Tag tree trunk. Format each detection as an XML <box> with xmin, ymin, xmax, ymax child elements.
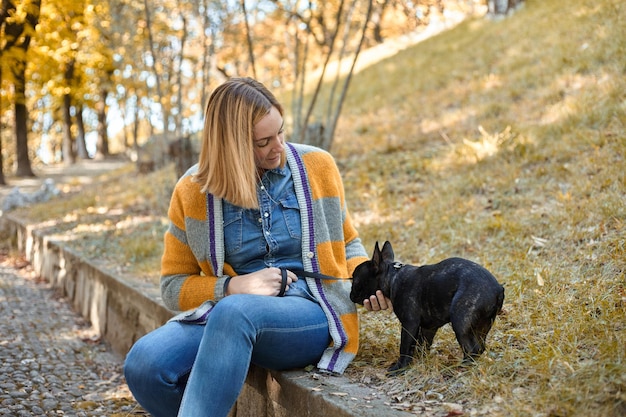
<box><xmin>370</xmin><ymin>0</ymin><xmax>390</xmax><ymax>44</ymax></box>
<box><xmin>132</xmin><ymin>100</ymin><xmax>140</xmax><ymax>152</ymax></box>
<box><xmin>325</xmin><ymin>0</ymin><xmax>373</xmax><ymax>150</ymax></box>
<box><xmin>13</xmin><ymin>58</ymin><xmax>35</xmax><ymax>177</ymax></box>
<box><xmin>95</xmin><ymin>88</ymin><xmax>110</xmax><ymax>158</ymax></box>
<box><xmin>0</xmin><ymin>136</ymin><xmax>5</xmax><ymax>184</ymax></box>
<box><xmin>62</xmin><ymin>93</ymin><xmax>76</xmax><ymax>165</ymax></box>
<box><xmin>174</xmin><ymin>0</ymin><xmax>188</xmax><ymax>135</ymax></box>
<box><xmin>240</xmin><ymin>0</ymin><xmax>257</xmax><ymax>79</ymax></box>
<box><xmin>5</xmin><ymin>0</ymin><xmax>40</xmax><ymax>177</ymax></box>
<box><xmin>62</xmin><ymin>59</ymin><xmax>76</xmax><ymax>164</ymax></box>
<box><xmin>300</xmin><ymin>0</ymin><xmax>346</xmax><ymax>141</ymax></box>
<box><xmin>0</xmin><ymin>65</ymin><xmax>6</xmax><ymax>185</ymax></box>
<box><xmin>289</xmin><ymin>0</ymin><xmax>373</xmax><ymax>151</ymax></box>
<box><xmin>142</xmin><ymin>0</ymin><xmax>169</xmax><ymax>133</ymax></box>
<box><xmin>0</xmin><ymin>0</ymin><xmax>7</xmax><ymax>182</ymax></box>
<box><xmin>14</xmin><ymin>102</ymin><xmax>35</xmax><ymax>177</ymax></box>
<box><xmin>199</xmin><ymin>0</ymin><xmax>216</xmax><ymax>128</ymax></box>
<box><xmin>76</xmin><ymin>105</ymin><xmax>89</xmax><ymax>159</ymax></box>
<box><xmin>488</xmin><ymin>0</ymin><xmax>523</xmax><ymax>15</ymax></box>
<box><xmin>119</xmin><ymin>100</ymin><xmax>130</xmax><ymax>150</ymax></box>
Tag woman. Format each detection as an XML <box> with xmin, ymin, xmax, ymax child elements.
<box><xmin>124</xmin><ymin>77</ymin><xmax>390</xmax><ymax>417</ymax></box>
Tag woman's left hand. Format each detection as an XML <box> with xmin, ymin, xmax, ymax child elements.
<box><xmin>363</xmin><ymin>290</ymin><xmax>393</xmax><ymax>312</ymax></box>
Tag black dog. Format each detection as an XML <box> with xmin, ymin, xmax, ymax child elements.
<box><xmin>350</xmin><ymin>241</ymin><xmax>505</xmax><ymax>374</ymax></box>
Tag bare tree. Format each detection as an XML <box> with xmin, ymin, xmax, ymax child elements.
<box><xmin>142</xmin><ymin>0</ymin><xmax>168</xmax><ymax>130</ymax></box>
<box><xmin>323</xmin><ymin>0</ymin><xmax>373</xmax><ymax>150</ymax></box>
<box><xmin>240</xmin><ymin>0</ymin><xmax>258</xmax><ymax>79</ymax></box>
<box><xmin>199</xmin><ymin>0</ymin><xmax>219</xmax><ymax>118</ymax></box>
<box><xmin>283</xmin><ymin>0</ymin><xmax>374</xmax><ymax>150</ymax></box>
<box><xmin>142</xmin><ymin>0</ymin><xmax>193</xmax><ymax>138</ymax></box>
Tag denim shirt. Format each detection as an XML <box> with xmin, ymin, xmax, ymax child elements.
<box><xmin>222</xmin><ymin>164</ymin><xmax>316</xmax><ymax>301</ymax></box>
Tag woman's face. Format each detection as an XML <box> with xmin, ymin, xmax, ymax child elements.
<box><xmin>253</xmin><ymin>106</ymin><xmax>285</xmax><ymax>172</ymax></box>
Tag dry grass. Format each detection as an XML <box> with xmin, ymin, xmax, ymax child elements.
<box><xmin>334</xmin><ymin>0</ymin><xmax>625</xmax><ymax>415</ymax></box>
<box><xmin>5</xmin><ymin>0</ymin><xmax>625</xmax><ymax>415</ymax></box>
<box><xmin>8</xmin><ymin>163</ymin><xmax>174</xmax><ymax>280</ymax></box>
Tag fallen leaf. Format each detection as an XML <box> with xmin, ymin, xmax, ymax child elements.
<box><xmin>536</xmin><ymin>272</ymin><xmax>545</xmax><ymax>286</ymax></box>
<box><xmin>531</xmin><ymin>235</ymin><xmax>549</xmax><ymax>247</ymax></box>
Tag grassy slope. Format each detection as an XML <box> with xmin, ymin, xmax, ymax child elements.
<box><xmin>335</xmin><ymin>0</ymin><xmax>625</xmax><ymax>415</ymax></box>
<box><xmin>6</xmin><ymin>0</ymin><xmax>624</xmax><ymax>415</ymax></box>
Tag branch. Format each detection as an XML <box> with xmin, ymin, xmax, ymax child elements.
<box><xmin>240</xmin><ymin>0</ymin><xmax>257</xmax><ymax>79</ymax></box>
<box><xmin>326</xmin><ymin>0</ymin><xmax>373</xmax><ymax>149</ymax></box>
<box><xmin>302</xmin><ymin>0</ymin><xmax>346</xmax><ymax>130</ymax></box>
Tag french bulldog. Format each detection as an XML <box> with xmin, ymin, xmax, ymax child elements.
<box><xmin>350</xmin><ymin>241</ymin><xmax>505</xmax><ymax>374</ymax></box>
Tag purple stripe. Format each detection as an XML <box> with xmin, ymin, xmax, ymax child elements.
<box><xmin>187</xmin><ymin>309</ymin><xmax>212</xmax><ymax>323</ymax></box>
<box><xmin>289</xmin><ymin>143</ymin><xmax>346</xmax><ymax>368</ymax></box>
<box><xmin>288</xmin><ymin>144</ymin><xmax>319</xmax><ymax>272</ymax></box>
<box><xmin>207</xmin><ymin>193</ymin><xmax>218</xmax><ymax>274</ymax></box>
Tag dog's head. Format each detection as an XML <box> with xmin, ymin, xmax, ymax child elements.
<box><xmin>350</xmin><ymin>241</ymin><xmax>395</xmax><ymax>304</ymax></box>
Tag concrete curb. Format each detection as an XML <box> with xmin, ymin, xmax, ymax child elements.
<box><xmin>5</xmin><ymin>214</ymin><xmax>412</xmax><ymax>417</ymax></box>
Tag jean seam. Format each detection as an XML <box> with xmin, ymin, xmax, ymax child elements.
<box><xmin>256</xmin><ymin>322</ymin><xmax>328</xmax><ymax>336</ymax></box>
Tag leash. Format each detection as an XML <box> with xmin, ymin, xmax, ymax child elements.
<box><xmin>278</xmin><ymin>268</ymin><xmax>351</xmax><ymax>297</ymax></box>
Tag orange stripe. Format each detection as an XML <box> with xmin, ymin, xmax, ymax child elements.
<box><xmin>179</xmin><ymin>274</ymin><xmax>216</xmax><ymax>310</ymax></box>
<box><xmin>340</xmin><ymin>312</ymin><xmax>360</xmax><ymax>354</ymax></box>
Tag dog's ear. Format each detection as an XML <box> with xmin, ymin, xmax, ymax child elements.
<box><xmin>381</xmin><ymin>241</ymin><xmax>395</xmax><ymax>262</ymax></box>
<box><xmin>372</xmin><ymin>241</ymin><xmax>382</xmax><ymax>266</ymax></box>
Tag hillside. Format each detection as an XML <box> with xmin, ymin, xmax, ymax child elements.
<box><xmin>335</xmin><ymin>0</ymin><xmax>625</xmax><ymax>415</ymax></box>
<box><xmin>4</xmin><ymin>0</ymin><xmax>624</xmax><ymax>415</ymax></box>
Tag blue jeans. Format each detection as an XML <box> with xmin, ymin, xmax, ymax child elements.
<box><xmin>124</xmin><ymin>294</ymin><xmax>330</xmax><ymax>417</ymax></box>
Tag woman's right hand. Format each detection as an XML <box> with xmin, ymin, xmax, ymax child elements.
<box><xmin>225</xmin><ymin>267</ymin><xmax>298</xmax><ymax>296</ymax></box>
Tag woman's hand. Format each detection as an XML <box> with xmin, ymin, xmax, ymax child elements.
<box><xmin>363</xmin><ymin>290</ymin><xmax>393</xmax><ymax>312</ymax></box>
<box><xmin>226</xmin><ymin>267</ymin><xmax>298</xmax><ymax>296</ymax></box>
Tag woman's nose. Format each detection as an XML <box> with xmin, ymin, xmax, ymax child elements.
<box><xmin>272</xmin><ymin>135</ymin><xmax>285</xmax><ymax>149</ymax></box>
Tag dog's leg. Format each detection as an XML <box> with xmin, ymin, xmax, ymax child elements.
<box><xmin>469</xmin><ymin>317</ymin><xmax>496</xmax><ymax>358</ymax></box>
<box><xmin>418</xmin><ymin>326</ymin><xmax>437</xmax><ymax>355</ymax></box>
<box><xmin>452</xmin><ymin>313</ymin><xmax>494</xmax><ymax>363</ymax></box>
<box><xmin>387</xmin><ymin>322</ymin><xmax>419</xmax><ymax>374</ymax></box>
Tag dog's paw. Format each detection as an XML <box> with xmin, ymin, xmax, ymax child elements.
<box><xmin>386</xmin><ymin>365</ymin><xmax>409</xmax><ymax>376</ymax></box>
<box><xmin>460</xmin><ymin>354</ymin><xmax>480</xmax><ymax>366</ymax></box>
<box><xmin>386</xmin><ymin>357</ymin><xmax>413</xmax><ymax>376</ymax></box>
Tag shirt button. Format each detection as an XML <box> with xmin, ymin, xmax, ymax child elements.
<box><xmin>258</xmin><ymin>218</ymin><xmax>262</xmax><ymax>223</ymax></box>
<box><xmin>264</xmin><ymin>212</ymin><xmax>269</xmax><ymax>218</ymax></box>
<box><xmin>307</xmin><ymin>251</ymin><xmax>315</xmax><ymax>259</ymax></box>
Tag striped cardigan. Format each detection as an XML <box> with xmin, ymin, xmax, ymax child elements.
<box><xmin>161</xmin><ymin>142</ymin><xmax>368</xmax><ymax>374</ymax></box>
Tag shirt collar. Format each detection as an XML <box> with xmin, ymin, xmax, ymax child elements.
<box><xmin>264</xmin><ymin>163</ymin><xmax>289</xmax><ymax>178</ymax></box>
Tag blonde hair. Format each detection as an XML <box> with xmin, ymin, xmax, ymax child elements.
<box><xmin>194</xmin><ymin>77</ymin><xmax>285</xmax><ymax>209</ymax></box>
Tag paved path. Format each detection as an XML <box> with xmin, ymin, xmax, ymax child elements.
<box><xmin>0</xmin><ymin>242</ymin><xmax>146</xmax><ymax>416</ymax></box>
